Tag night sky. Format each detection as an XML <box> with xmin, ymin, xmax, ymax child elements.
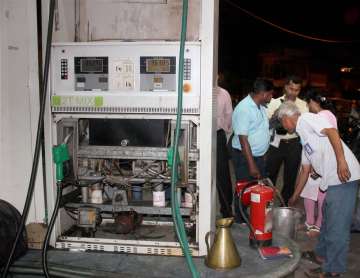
<box><xmin>219</xmin><ymin>0</ymin><xmax>360</xmax><ymax>96</ymax></box>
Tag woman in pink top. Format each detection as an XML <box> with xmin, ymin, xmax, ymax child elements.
<box><xmin>289</xmin><ymin>89</ymin><xmax>337</xmax><ymax>237</ymax></box>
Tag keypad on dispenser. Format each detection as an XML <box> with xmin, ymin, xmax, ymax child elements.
<box><xmin>184</xmin><ymin>58</ymin><xmax>191</xmax><ymax>80</ymax></box>
<box><xmin>61</xmin><ymin>59</ymin><xmax>68</xmax><ymax>80</ymax></box>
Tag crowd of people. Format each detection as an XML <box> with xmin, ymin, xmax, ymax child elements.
<box><xmin>215</xmin><ymin>74</ymin><xmax>360</xmax><ymax>278</ymax></box>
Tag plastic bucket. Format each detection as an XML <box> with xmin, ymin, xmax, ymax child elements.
<box><xmin>272</xmin><ymin>207</ymin><xmax>302</xmax><ymax>239</ymax></box>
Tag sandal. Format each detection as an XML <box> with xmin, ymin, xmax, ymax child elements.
<box><xmin>310</xmin><ymin>225</ymin><xmax>320</xmax><ymax>231</ymax></box>
<box><xmin>304</xmin><ymin>267</ymin><xmax>322</xmax><ymax>278</ymax></box>
<box><xmin>302</xmin><ymin>251</ymin><xmax>323</xmax><ymax>265</ymax></box>
<box><xmin>307</xmin><ymin>226</ymin><xmax>320</xmax><ymax>238</ymax></box>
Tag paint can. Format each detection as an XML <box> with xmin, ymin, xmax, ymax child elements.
<box><xmin>183</xmin><ymin>192</ymin><xmax>193</xmax><ymax>208</ymax></box>
<box><xmin>90</xmin><ymin>183</ymin><xmax>103</xmax><ymax>204</ymax></box>
<box><xmin>153</xmin><ymin>184</ymin><xmax>165</xmax><ymax>207</ymax></box>
<box><xmin>132</xmin><ymin>185</ymin><xmax>143</xmax><ymax>201</ymax></box>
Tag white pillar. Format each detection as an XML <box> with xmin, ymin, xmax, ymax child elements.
<box><xmin>198</xmin><ymin>0</ymin><xmax>218</xmax><ymax>256</ymax></box>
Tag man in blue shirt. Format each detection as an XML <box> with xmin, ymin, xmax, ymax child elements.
<box><xmin>232</xmin><ymin>78</ymin><xmax>274</xmax><ymax>223</ymax></box>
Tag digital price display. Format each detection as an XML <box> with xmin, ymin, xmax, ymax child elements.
<box><xmin>146</xmin><ymin>58</ymin><xmax>171</xmax><ymax>73</ymax></box>
<box><xmin>80</xmin><ymin>58</ymin><xmax>103</xmax><ymax>73</ymax></box>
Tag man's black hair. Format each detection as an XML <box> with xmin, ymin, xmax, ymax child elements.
<box><xmin>253</xmin><ymin>78</ymin><xmax>274</xmax><ymax>94</ymax></box>
<box><xmin>285</xmin><ymin>75</ymin><xmax>302</xmax><ymax>85</ymax></box>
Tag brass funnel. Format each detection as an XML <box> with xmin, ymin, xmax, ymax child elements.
<box><xmin>205</xmin><ymin>217</ymin><xmax>241</xmax><ymax>270</ymax></box>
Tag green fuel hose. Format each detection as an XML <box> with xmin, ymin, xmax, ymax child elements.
<box><xmin>170</xmin><ymin>0</ymin><xmax>199</xmax><ymax>277</ymax></box>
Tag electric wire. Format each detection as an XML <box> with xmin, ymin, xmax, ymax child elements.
<box><xmin>1</xmin><ymin>0</ymin><xmax>56</xmax><ymax>276</ymax></box>
<box><xmin>36</xmin><ymin>0</ymin><xmax>49</xmax><ymax>226</ymax></box>
<box><xmin>42</xmin><ymin>183</ymin><xmax>63</xmax><ymax>278</ymax></box>
<box><xmin>224</xmin><ymin>0</ymin><xmax>360</xmax><ymax>43</ymax></box>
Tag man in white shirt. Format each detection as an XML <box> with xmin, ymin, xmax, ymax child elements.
<box><xmin>266</xmin><ymin>75</ymin><xmax>308</xmax><ymax>205</ymax></box>
<box><xmin>216</xmin><ymin>80</ymin><xmax>233</xmax><ymax>218</ymax></box>
<box><xmin>277</xmin><ymin>101</ymin><xmax>360</xmax><ymax>278</ymax></box>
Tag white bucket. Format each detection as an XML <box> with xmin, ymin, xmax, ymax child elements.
<box><xmin>153</xmin><ymin>191</ymin><xmax>166</xmax><ymax>207</ymax></box>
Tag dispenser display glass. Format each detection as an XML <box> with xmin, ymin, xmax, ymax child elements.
<box><xmin>74</xmin><ymin>57</ymin><xmax>108</xmax><ymax>74</ymax></box>
<box><xmin>146</xmin><ymin>58</ymin><xmax>170</xmax><ymax>73</ymax></box>
<box><xmin>74</xmin><ymin>57</ymin><xmax>108</xmax><ymax>91</ymax></box>
<box><xmin>81</xmin><ymin>59</ymin><xmax>103</xmax><ymax>73</ymax></box>
<box><xmin>140</xmin><ymin>56</ymin><xmax>176</xmax><ymax>91</ymax></box>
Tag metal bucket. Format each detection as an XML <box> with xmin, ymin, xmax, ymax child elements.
<box><xmin>272</xmin><ymin>207</ymin><xmax>302</xmax><ymax>239</ymax></box>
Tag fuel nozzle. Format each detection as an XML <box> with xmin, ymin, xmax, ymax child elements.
<box><xmin>52</xmin><ymin>143</ymin><xmax>70</xmax><ymax>182</ymax></box>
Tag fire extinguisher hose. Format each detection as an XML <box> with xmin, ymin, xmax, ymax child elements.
<box><xmin>238</xmin><ymin>184</ymin><xmax>259</xmax><ymax>247</ymax></box>
<box><xmin>262</xmin><ymin>178</ymin><xmax>286</xmax><ymax>207</ymax></box>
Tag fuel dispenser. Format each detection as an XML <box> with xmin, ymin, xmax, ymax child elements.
<box><xmin>42</xmin><ymin>41</ymin><xmax>211</xmax><ymax>257</ymax></box>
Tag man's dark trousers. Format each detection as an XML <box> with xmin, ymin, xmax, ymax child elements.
<box><xmin>266</xmin><ymin>138</ymin><xmax>302</xmax><ymax>205</ymax></box>
<box><xmin>216</xmin><ymin>129</ymin><xmax>233</xmax><ymax>218</ymax></box>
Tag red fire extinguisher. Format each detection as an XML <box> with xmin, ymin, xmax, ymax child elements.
<box><xmin>236</xmin><ymin>180</ymin><xmax>274</xmax><ymax>248</ymax></box>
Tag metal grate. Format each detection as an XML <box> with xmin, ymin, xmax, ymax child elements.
<box><xmin>56</xmin><ymin>241</ymin><xmax>199</xmax><ymax>256</ymax></box>
<box><xmin>52</xmin><ymin>106</ymin><xmax>199</xmax><ymax>114</ymax></box>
